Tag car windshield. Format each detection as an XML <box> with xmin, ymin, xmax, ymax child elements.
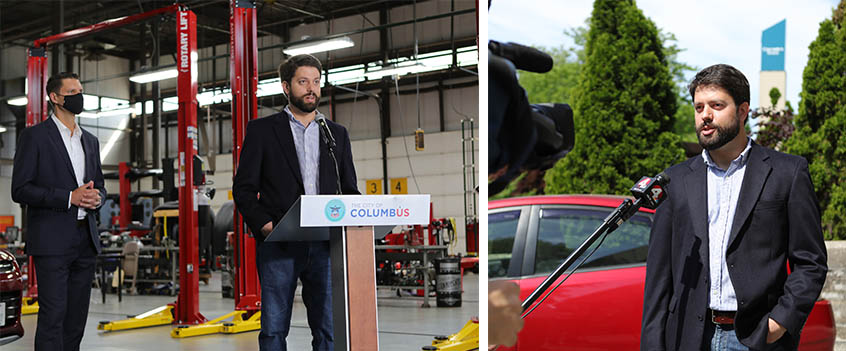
<box><xmin>534</xmin><ymin>206</ymin><xmax>652</xmax><ymax>275</ymax></box>
<box><xmin>489</xmin><ymin>210</ymin><xmax>521</xmax><ymax>278</ymax></box>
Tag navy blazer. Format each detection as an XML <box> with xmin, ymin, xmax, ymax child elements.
<box><xmin>11</xmin><ymin>118</ymin><xmax>107</xmax><ymax>255</ymax></box>
<box><xmin>232</xmin><ymin>112</ymin><xmax>359</xmax><ymax>241</ymax></box>
<box><xmin>641</xmin><ymin>142</ymin><xmax>828</xmax><ymax>350</ymax></box>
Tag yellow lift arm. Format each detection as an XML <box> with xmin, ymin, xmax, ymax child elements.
<box><xmin>422</xmin><ymin>318</ymin><xmax>479</xmax><ymax>351</ymax></box>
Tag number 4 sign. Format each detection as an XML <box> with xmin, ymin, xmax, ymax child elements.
<box><xmin>390</xmin><ymin>178</ymin><xmax>408</xmax><ymax>194</ymax></box>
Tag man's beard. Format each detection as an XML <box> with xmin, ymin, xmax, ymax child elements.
<box><xmin>697</xmin><ymin>115</ymin><xmax>741</xmax><ymax>151</ymax></box>
<box><xmin>290</xmin><ymin>93</ymin><xmax>319</xmax><ymax>113</ymax></box>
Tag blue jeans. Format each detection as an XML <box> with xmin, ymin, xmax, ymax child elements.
<box><xmin>703</xmin><ymin>322</ymin><xmax>749</xmax><ymax>351</ymax></box>
<box><xmin>256</xmin><ymin>240</ymin><xmax>333</xmax><ymax>351</ymax></box>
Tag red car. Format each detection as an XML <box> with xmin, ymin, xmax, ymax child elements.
<box><xmin>0</xmin><ymin>248</ymin><xmax>24</xmax><ymax>345</ymax></box>
<box><xmin>489</xmin><ymin>195</ymin><xmax>835</xmax><ymax>350</ymax></box>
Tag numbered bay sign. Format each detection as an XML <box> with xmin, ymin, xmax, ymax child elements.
<box><xmin>390</xmin><ymin>177</ymin><xmax>408</xmax><ymax>194</ymax></box>
<box><xmin>365</xmin><ymin>179</ymin><xmax>383</xmax><ymax>195</ymax></box>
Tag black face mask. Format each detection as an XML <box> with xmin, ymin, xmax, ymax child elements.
<box><xmin>58</xmin><ymin>93</ymin><xmax>85</xmax><ymax>115</ymax></box>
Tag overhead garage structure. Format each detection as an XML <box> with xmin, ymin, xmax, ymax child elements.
<box><xmin>0</xmin><ymin>1</ymin><xmax>479</xmax><ymax>350</ymax></box>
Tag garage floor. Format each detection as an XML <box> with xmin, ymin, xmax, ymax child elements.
<box><xmin>6</xmin><ymin>271</ymin><xmax>478</xmax><ymax>350</ymax></box>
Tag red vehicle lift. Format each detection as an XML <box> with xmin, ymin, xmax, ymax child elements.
<box><xmin>21</xmin><ymin>3</ymin><xmax>205</xmax><ymax>330</ymax></box>
<box><xmin>171</xmin><ymin>0</ymin><xmax>261</xmax><ymax>337</ymax></box>
<box><xmin>118</xmin><ymin>163</ymin><xmax>133</xmax><ymax>229</ymax></box>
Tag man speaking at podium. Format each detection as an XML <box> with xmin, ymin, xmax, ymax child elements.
<box><xmin>233</xmin><ymin>54</ymin><xmax>359</xmax><ymax>351</ymax></box>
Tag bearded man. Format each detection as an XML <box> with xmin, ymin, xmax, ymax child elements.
<box><xmin>641</xmin><ymin>64</ymin><xmax>827</xmax><ymax>351</ymax></box>
<box><xmin>232</xmin><ymin>54</ymin><xmax>360</xmax><ymax>351</ymax></box>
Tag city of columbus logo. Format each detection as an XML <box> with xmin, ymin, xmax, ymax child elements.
<box><xmin>324</xmin><ymin>199</ymin><xmax>346</xmax><ymax>222</ymax></box>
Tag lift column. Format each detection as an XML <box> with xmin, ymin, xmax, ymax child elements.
<box><xmin>22</xmin><ymin>46</ymin><xmax>49</xmax><ymax>308</ymax></box>
<box><xmin>175</xmin><ymin>8</ymin><xmax>206</xmax><ymax>325</ymax></box>
<box><xmin>26</xmin><ymin>48</ymin><xmax>49</xmax><ymax>125</ymax></box>
<box><xmin>230</xmin><ymin>0</ymin><xmax>261</xmax><ymax>313</ymax></box>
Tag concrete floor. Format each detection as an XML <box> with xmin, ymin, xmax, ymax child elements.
<box><xmin>6</xmin><ymin>271</ymin><xmax>479</xmax><ymax>350</ymax></box>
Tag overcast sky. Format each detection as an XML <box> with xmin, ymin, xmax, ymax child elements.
<box><xmin>489</xmin><ymin>0</ymin><xmax>838</xmax><ymax>112</ymax></box>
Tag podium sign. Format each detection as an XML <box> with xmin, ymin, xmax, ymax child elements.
<box><xmin>300</xmin><ymin>195</ymin><xmax>430</xmax><ymax>227</ymax></box>
<box><xmin>286</xmin><ymin>194</ymin><xmax>428</xmax><ymax>351</ymax></box>
<box><xmin>267</xmin><ymin>195</ymin><xmax>430</xmax><ymax>350</ymax></box>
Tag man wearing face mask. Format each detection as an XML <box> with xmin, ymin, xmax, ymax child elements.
<box><xmin>641</xmin><ymin>64</ymin><xmax>827</xmax><ymax>350</ymax></box>
<box><xmin>11</xmin><ymin>72</ymin><xmax>106</xmax><ymax>351</ymax></box>
<box><xmin>233</xmin><ymin>54</ymin><xmax>359</xmax><ymax>350</ymax></box>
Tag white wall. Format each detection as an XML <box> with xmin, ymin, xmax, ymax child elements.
<box><xmin>79</xmin><ymin>56</ymin><xmax>131</xmax><ymax>100</ymax></box>
<box><xmin>387</xmin><ymin>0</ymin><xmax>477</xmax><ymax>46</ymax></box>
<box><xmin>0</xmin><ymin>46</ymin><xmax>28</xmax><ymax>80</ymax></box>
<box><xmin>387</xmin><ymin>81</ymin><xmax>478</xmax><ymax>137</ymax></box>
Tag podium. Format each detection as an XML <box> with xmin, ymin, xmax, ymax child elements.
<box><xmin>268</xmin><ymin>194</ymin><xmax>430</xmax><ymax>351</ymax></box>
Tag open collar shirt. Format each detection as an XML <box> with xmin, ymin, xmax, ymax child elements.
<box><xmin>51</xmin><ymin>113</ymin><xmax>87</xmax><ymax>220</ymax></box>
<box><xmin>284</xmin><ymin>105</ymin><xmax>321</xmax><ymax>195</ymax></box>
<box><xmin>703</xmin><ymin>137</ymin><xmax>753</xmax><ymax>311</ymax></box>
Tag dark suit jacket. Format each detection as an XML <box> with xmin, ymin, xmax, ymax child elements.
<box><xmin>232</xmin><ymin>112</ymin><xmax>359</xmax><ymax>241</ymax></box>
<box><xmin>11</xmin><ymin>118</ymin><xmax>106</xmax><ymax>256</ymax></box>
<box><xmin>641</xmin><ymin>142</ymin><xmax>827</xmax><ymax>351</ymax></box>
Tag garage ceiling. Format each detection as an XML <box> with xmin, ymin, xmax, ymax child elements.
<box><xmin>0</xmin><ymin>0</ymin><xmax>419</xmax><ymax>60</ymax></box>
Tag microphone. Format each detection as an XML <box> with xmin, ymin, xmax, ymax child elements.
<box><xmin>489</xmin><ymin>40</ymin><xmax>554</xmax><ymax>73</ymax></box>
<box><xmin>314</xmin><ymin>114</ymin><xmax>336</xmax><ymax>149</ymax></box>
<box><xmin>604</xmin><ymin>172</ymin><xmax>671</xmax><ymax>232</ymax></box>
<box><xmin>314</xmin><ymin>114</ymin><xmax>342</xmax><ymax>194</ymax></box>
<box><xmin>629</xmin><ymin>172</ymin><xmax>670</xmax><ymax>209</ymax></box>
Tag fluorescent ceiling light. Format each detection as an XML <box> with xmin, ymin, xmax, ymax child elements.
<box><xmin>283</xmin><ymin>36</ymin><xmax>354</xmax><ymax>56</ymax></box>
<box><xmin>0</xmin><ymin>126</ymin><xmax>7</xmax><ymax>133</ymax></box>
<box><xmin>98</xmin><ymin>107</ymin><xmax>135</xmax><ymax>117</ymax></box>
<box><xmin>365</xmin><ymin>62</ymin><xmax>425</xmax><ymax>79</ymax></box>
<box><xmin>7</xmin><ymin>96</ymin><xmax>27</xmax><ymax>106</ymax></box>
<box><xmin>78</xmin><ymin>111</ymin><xmax>99</xmax><ymax>119</ymax></box>
<box><xmin>78</xmin><ymin>108</ymin><xmax>133</xmax><ymax>119</ymax></box>
<box><xmin>129</xmin><ymin>68</ymin><xmax>178</xmax><ymax>83</ymax></box>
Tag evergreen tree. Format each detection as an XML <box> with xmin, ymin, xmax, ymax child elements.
<box><xmin>543</xmin><ymin>0</ymin><xmax>684</xmax><ymax>196</ymax></box>
<box><xmin>785</xmin><ymin>0</ymin><xmax>846</xmax><ymax>239</ymax></box>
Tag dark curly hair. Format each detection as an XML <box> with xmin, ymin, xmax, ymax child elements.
<box><xmin>688</xmin><ymin>64</ymin><xmax>750</xmax><ymax>108</ymax></box>
<box><xmin>277</xmin><ymin>54</ymin><xmax>323</xmax><ymax>87</ymax></box>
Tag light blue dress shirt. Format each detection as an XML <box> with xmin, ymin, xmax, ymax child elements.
<box><xmin>285</xmin><ymin>106</ymin><xmax>321</xmax><ymax>195</ymax></box>
<box><xmin>704</xmin><ymin>137</ymin><xmax>752</xmax><ymax>311</ymax></box>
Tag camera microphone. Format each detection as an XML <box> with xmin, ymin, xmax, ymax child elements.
<box><xmin>489</xmin><ymin>40</ymin><xmax>554</xmax><ymax>73</ymax></box>
<box><xmin>604</xmin><ymin>172</ymin><xmax>671</xmax><ymax>232</ymax></box>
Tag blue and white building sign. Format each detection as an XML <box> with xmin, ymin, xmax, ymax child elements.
<box><xmin>302</xmin><ymin>195</ymin><xmax>430</xmax><ymax>227</ymax></box>
<box><xmin>761</xmin><ymin>19</ymin><xmax>786</xmax><ymax>71</ymax></box>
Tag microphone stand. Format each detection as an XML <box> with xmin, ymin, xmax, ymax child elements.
<box><xmin>521</xmin><ymin>197</ymin><xmax>645</xmax><ymax>315</ymax></box>
<box><xmin>317</xmin><ymin>117</ymin><xmax>343</xmax><ymax>195</ymax></box>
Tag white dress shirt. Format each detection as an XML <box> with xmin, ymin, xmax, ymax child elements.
<box><xmin>52</xmin><ymin>114</ymin><xmax>87</xmax><ymax>220</ymax></box>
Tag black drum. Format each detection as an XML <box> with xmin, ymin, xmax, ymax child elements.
<box><xmin>435</xmin><ymin>257</ymin><xmax>461</xmax><ymax>307</ymax></box>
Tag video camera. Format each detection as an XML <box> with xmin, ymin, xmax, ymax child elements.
<box><xmin>489</xmin><ymin>40</ymin><xmax>575</xmax><ymax>194</ymax></box>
